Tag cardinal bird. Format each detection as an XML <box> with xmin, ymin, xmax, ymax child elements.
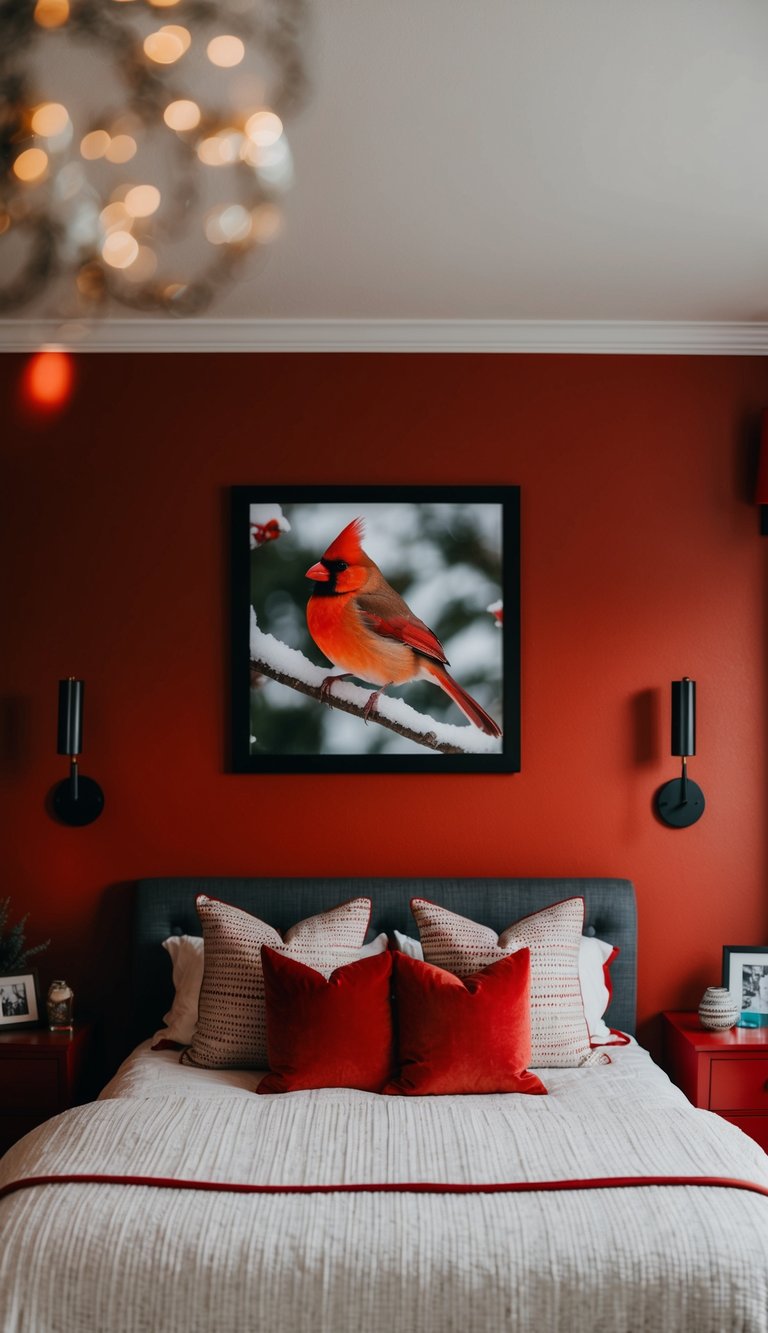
<box><xmin>305</xmin><ymin>518</ymin><xmax>502</xmax><ymax>737</ymax></box>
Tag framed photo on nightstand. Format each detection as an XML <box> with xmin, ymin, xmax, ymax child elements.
<box><xmin>722</xmin><ymin>946</ymin><xmax>768</xmax><ymax>1029</ymax></box>
<box><xmin>0</xmin><ymin>970</ymin><xmax>41</xmax><ymax>1030</ymax></box>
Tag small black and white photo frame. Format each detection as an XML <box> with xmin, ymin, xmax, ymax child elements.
<box><xmin>722</xmin><ymin>946</ymin><xmax>768</xmax><ymax>1029</ymax></box>
<box><xmin>0</xmin><ymin>970</ymin><xmax>41</xmax><ymax>1030</ymax></box>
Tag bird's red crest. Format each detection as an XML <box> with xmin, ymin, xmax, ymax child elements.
<box><xmin>323</xmin><ymin>517</ymin><xmax>366</xmax><ymax>562</ymax></box>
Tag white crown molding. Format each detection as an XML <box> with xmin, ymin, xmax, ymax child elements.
<box><xmin>1</xmin><ymin>318</ymin><xmax>768</xmax><ymax>354</ymax></box>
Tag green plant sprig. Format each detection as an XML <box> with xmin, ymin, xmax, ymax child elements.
<box><xmin>0</xmin><ymin>897</ymin><xmax>50</xmax><ymax>971</ymax></box>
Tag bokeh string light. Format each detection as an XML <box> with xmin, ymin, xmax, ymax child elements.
<box><xmin>0</xmin><ymin>0</ymin><xmax>307</xmax><ymax>316</ymax></box>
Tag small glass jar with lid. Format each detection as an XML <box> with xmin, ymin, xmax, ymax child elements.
<box><xmin>46</xmin><ymin>980</ymin><xmax>74</xmax><ymax>1032</ymax></box>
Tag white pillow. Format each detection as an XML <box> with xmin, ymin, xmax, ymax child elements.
<box><xmin>394</xmin><ymin>927</ymin><xmax>625</xmax><ymax>1047</ymax></box>
<box><xmin>578</xmin><ymin>935</ymin><xmax>627</xmax><ymax>1046</ymax></box>
<box><xmin>152</xmin><ymin>935</ymin><xmax>204</xmax><ymax>1048</ymax></box>
<box><xmin>393</xmin><ymin>930</ymin><xmax>423</xmax><ymax>960</ymax></box>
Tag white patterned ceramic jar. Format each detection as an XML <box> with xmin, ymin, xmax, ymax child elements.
<box><xmin>46</xmin><ymin>980</ymin><xmax>74</xmax><ymax>1032</ymax></box>
<box><xmin>698</xmin><ymin>986</ymin><xmax>739</xmax><ymax>1030</ymax></box>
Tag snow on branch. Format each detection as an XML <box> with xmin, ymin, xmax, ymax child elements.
<box><xmin>250</xmin><ymin>610</ymin><xmax>501</xmax><ymax>756</ymax></box>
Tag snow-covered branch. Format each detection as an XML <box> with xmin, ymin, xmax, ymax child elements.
<box><xmin>250</xmin><ymin>611</ymin><xmax>502</xmax><ymax>756</ymax></box>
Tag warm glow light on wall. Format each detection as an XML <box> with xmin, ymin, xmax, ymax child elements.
<box><xmin>21</xmin><ymin>350</ymin><xmax>75</xmax><ymax>411</ymax></box>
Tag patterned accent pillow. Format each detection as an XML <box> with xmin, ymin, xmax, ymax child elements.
<box><xmin>410</xmin><ymin>896</ymin><xmax>592</xmax><ymax>1067</ymax></box>
<box><xmin>181</xmin><ymin>895</ymin><xmax>373</xmax><ymax>1069</ymax></box>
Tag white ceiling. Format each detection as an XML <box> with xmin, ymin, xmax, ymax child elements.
<box><xmin>257</xmin><ymin>0</ymin><xmax>768</xmax><ymax>324</ymax></box>
<box><xmin>5</xmin><ymin>0</ymin><xmax>768</xmax><ymax>349</ymax></box>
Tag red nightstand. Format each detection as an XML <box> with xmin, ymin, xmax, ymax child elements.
<box><xmin>662</xmin><ymin>1011</ymin><xmax>768</xmax><ymax>1153</ymax></box>
<box><xmin>0</xmin><ymin>1023</ymin><xmax>92</xmax><ymax>1156</ymax></box>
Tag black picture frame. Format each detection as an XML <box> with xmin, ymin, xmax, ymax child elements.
<box><xmin>231</xmin><ymin>485</ymin><xmax>520</xmax><ymax>773</ymax></box>
<box><xmin>722</xmin><ymin>945</ymin><xmax>768</xmax><ymax>1029</ymax></box>
<box><xmin>0</xmin><ymin>969</ymin><xmax>42</xmax><ymax>1030</ymax></box>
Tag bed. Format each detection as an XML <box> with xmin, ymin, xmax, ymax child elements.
<box><xmin>1</xmin><ymin>875</ymin><xmax>767</xmax><ymax>1333</ymax></box>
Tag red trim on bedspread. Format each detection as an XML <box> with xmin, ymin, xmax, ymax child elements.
<box><xmin>2</xmin><ymin>1173</ymin><xmax>768</xmax><ymax>1202</ymax></box>
<box><xmin>597</xmin><ymin>1029</ymin><xmax>631</xmax><ymax>1047</ymax></box>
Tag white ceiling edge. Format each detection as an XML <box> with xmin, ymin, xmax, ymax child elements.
<box><xmin>2</xmin><ymin>319</ymin><xmax>768</xmax><ymax>354</ymax></box>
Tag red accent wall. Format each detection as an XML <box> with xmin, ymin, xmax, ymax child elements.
<box><xmin>2</xmin><ymin>352</ymin><xmax>767</xmax><ymax>1055</ymax></box>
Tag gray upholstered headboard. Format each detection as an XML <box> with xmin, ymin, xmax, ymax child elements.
<box><xmin>133</xmin><ymin>876</ymin><xmax>637</xmax><ymax>1043</ymax></box>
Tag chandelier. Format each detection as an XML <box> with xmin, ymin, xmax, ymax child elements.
<box><xmin>0</xmin><ymin>0</ymin><xmax>307</xmax><ymax>317</ymax></box>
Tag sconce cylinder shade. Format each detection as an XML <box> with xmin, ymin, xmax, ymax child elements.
<box><xmin>57</xmin><ymin>678</ymin><xmax>83</xmax><ymax>756</ymax></box>
<box><xmin>671</xmin><ymin>678</ymin><xmax>695</xmax><ymax>757</ymax></box>
<box><xmin>756</xmin><ymin>410</ymin><xmax>768</xmax><ymax>534</ymax></box>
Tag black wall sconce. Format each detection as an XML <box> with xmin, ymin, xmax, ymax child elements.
<box><xmin>52</xmin><ymin>678</ymin><xmax>104</xmax><ymax>826</ymax></box>
<box><xmin>655</xmin><ymin>677</ymin><xmax>705</xmax><ymax>828</ymax></box>
<box><xmin>757</xmin><ymin>410</ymin><xmax>768</xmax><ymax>534</ymax></box>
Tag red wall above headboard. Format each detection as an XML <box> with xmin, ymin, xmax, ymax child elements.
<box><xmin>1</xmin><ymin>352</ymin><xmax>767</xmax><ymax>1050</ymax></box>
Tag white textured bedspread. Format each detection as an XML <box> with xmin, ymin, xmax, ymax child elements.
<box><xmin>1</xmin><ymin>1042</ymin><xmax>767</xmax><ymax>1333</ymax></box>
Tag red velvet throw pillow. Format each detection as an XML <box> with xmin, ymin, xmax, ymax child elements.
<box><xmin>383</xmin><ymin>950</ymin><xmax>547</xmax><ymax>1097</ymax></box>
<box><xmin>257</xmin><ymin>946</ymin><xmax>394</xmax><ymax>1094</ymax></box>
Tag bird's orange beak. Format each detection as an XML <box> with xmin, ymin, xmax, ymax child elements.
<box><xmin>306</xmin><ymin>560</ymin><xmax>329</xmax><ymax>581</ymax></box>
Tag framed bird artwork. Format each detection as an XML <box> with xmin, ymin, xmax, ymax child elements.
<box><xmin>230</xmin><ymin>485</ymin><xmax>520</xmax><ymax>773</ymax></box>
